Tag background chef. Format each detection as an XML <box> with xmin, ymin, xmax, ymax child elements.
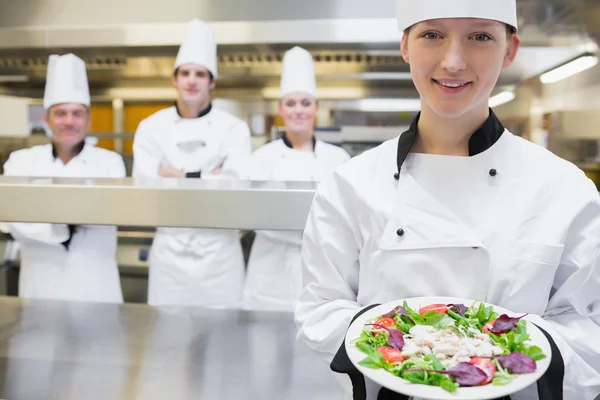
<box><xmin>1</xmin><ymin>54</ymin><xmax>125</xmax><ymax>303</ymax></box>
<box><xmin>243</xmin><ymin>46</ymin><xmax>350</xmax><ymax>311</ymax></box>
<box><xmin>132</xmin><ymin>18</ymin><xmax>252</xmax><ymax>308</ymax></box>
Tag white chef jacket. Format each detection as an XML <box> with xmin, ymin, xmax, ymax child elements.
<box><xmin>295</xmin><ymin>111</ymin><xmax>600</xmax><ymax>400</ymax></box>
<box><xmin>132</xmin><ymin>104</ymin><xmax>252</xmax><ymax>308</ymax></box>
<box><xmin>243</xmin><ymin>136</ymin><xmax>350</xmax><ymax>311</ymax></box>
<box><xmin>2</xmin><ymin>143</ymin><xmax>125</xmax><ymax>303</ymax></box>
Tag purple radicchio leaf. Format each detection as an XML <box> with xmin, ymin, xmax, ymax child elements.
<box><xmin>447</xmin><ymin>303</ymin><xmax>468</xmax><ymax>316</ymax></box>
<box><xmin>382</xmin><ymin>306</ymin><xmax>416</xmax><ymax>325</ymax></box>
<box><xmin>366</xmin><ymin>324</ymin><xmax>405</xmax><ymax>351</ymax></box>
<box><xmin>496</xmin><ymin>352</ymin><xmax>537</xmax><ymax>374</ymax></box>
<box><xmin>406</xmin><ymin>362</ymin><xmax>488</xmax><ymax>386</ymax></box>
<box><xmin>490</xmin><ymin>314</ymin><xmax>528</xmax><ymax>335</ymax></box>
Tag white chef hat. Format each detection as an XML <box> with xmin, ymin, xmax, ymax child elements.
<box><xmin>174</xmin><ymin>18</ymin><xmax>218</xmax><ymax>79</ymax></box>
<box><xmin>396</xmin><ymin>0</ymin><xmax>518</xmax><ymax>33</ymax></box>
<box><xmin>43</xmin><ymin>54</ymin><xmax>90</xmax><ymax>110</ymax></box>
<box><xmin>280</xmin><ymin>46</ymin><xmax>317</xmax><ymax>99</ymax></box>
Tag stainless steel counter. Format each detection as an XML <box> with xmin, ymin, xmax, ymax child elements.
<box><xmin>0</xmin><ymin>296</ymin><xmax>345</xmax><ymax>400</ymax></box>
<box><xmin>0</xmin><ymin>177</ymin><xmax>317</xmax><ymax>230</ymax></box>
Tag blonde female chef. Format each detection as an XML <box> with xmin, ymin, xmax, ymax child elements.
<box><xmin>242</xmin><ymin>47</ymin><xmax>350</xmax><ymax>311</ymax></box>
<box><xmin>295</xmin><ymin>1</ymin><xmax>600</xmax><ymax>400</ymax></box>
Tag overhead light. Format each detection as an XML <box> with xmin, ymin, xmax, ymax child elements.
<box><xmin>320</xmin><ymin>72</ymin><xmax>412</xmax><ymax>81</ymax></box>
<box><xmin>0</xmin><ymin>75</ymin><xmax>28</xmax><ymax>83</ymax></box>
<box><xmin>262</xmin><ymin>87</ymin><xmax>365</xmax><ymax>99</ymax></box>
<box><xmin>359</xmin><ymin>72</ymin><xmax>412</xmax><ymax>80</ymax></box>
<box><xmin>489</xmin><ymin>91</ymin><xmax>515</xmax><ymax>108</ymax></box>
<box><xmin>355</xmin><ymin>98</ymin><xmax>421</xmax><ymax>112</ymax></box>
<box><xmin>540</xmin><ymin>55</ymin><xmax>598</xmax><ymax>84</ymax></box>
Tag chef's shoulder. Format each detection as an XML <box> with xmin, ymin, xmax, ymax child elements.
<box><xmin>316</xmin><ymin>137</ymin><xmax>396</xmax><ymax>203</ymax></box>
<box><xmin>252</xmin><ymin>139</ymin><xmax>285</xmax><ymax>159</ymax></box>
<box><xmin>210</xmin><ymin>108</ymin><xmax>250</xmax><ymax>134</ymax></box>
<box><xmin>511</xmin><ymin>135</ymin><xmax>598</xmax><ymax>200</ymax></box>
<box><xmin>87</xmin><ymin>145</ymin><xmax>124</xmax><ymax>163</ymax></box>
<box><xmin>5</xmin><ymin>144</ymin><xmax>51</xmax><ymax>165</ymax></box>
<box><xmin>318</xmin><ymin>141</ymin><xmax>352</xmax><ymax>163</ymax></box>
<box><xmin>135</xmin><ymin>107</ymin><xmax>177</xmax><ymax>134</ymax></box>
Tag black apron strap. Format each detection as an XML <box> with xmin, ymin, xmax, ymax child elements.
<box><xmin>534</xmin><ymin>324</ymin><xmax>565</xmax><ymax>400</ymax></box>
<box><xmin>330</xmin><ymin>304</ymin><xmax>381</xmax><ymax>400</ymax></box>
<box><xmin>61</xmin><ymin>225</ymin><xmax>77</xmax><ymax>251</ymax></box>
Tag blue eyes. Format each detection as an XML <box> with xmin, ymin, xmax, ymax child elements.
<box><xmin>421</xmin><ymin>32</ymin><xmax>493</xmax><ymax>41</ymax></box>
<box><xmin>474</xmin><ymin>33</ymin><xmax>492</xmax><ymax>41</ymax></box>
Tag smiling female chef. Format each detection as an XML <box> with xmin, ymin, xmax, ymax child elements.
<box><xmin>295</xmin><ymin>1</ymin><xmax>600</xmax><ymax>400</ymax></box>
<box><xmin>242</xmin><ymin>46</ymin><xmax>350</xmax><ymax>311</ymax></box>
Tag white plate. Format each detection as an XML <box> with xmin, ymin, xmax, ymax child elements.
<box><xmin>345</xmin><ymin>297</ymin><xmax>552</xmax><ymax>400</ymax></box>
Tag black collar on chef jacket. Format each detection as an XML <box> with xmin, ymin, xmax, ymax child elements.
<box><xmin>51</xmin><ymin>141</ymin><xmax>85</xmax><ymax>160</ymax></box>
<box><xmin>282</xmin><ymin>133</ymin><xmax>317</xmax><ymax>152</ymax></box>
<box><xmin>174</xmin><ymin>102</ymin><xmax>212</xmax><ymax>118</ymax></box>
<box><xmin>395</xmin><ymin>108</ymin><xmax>505</xmax><ymax>179</ymax></box>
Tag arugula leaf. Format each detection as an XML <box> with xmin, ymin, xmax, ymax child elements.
<box><xmin>440</xmin><ymin>376</ymin><xmax>460</xmax><ymax>393</ymax></box>
<box><xmin>396</xmin><ymin>320</ymin><xmax>414</xmax><ymax>334</ymax></box>
<box><xmin>489</xmin><ymin>334</ymin><xmax>510</xmax><ymax>355</ymax></box>
<box><xmin>465</xmin><ymin>301</ymin><xmax>498</xmax><ymax>326</ymax></box>
<box><xmin>423</xmin><ymin>313</ymin><xmax>456</xmax><ymax>329</ymax></box>
<box><xmin>424</xmin><ymin>354</ymin><xmax>444</xmax><ymax>370</ymax></box>
<box><xmin>523</xmin><ymin>345</ymin><xmax>547</xmax><ymax>361</ymax></box>
<box><xmin>403</xmin><ymin>371</ymin><xmax>428</xmax><ymax>384</ymax></box>
<box><xmin>488</xmin><ymin>328</ymin><xmax>546</xmax><ymax>361</ymax></box>
<box><xmin>492</xmin><ymin>374</ymin><xmax>514</xmax><ymax>386</ymax></box>
<box><xmin>364</xmin><ymin>329</ymin><xmax>389</xmax><ymax>347</ymax></box>
<box><xmin>492</xmin><ymin>358</ymin><xmax>514</xmax><ymax>386</ymax></box>
<box><xmin>356</xmin><ymin>341</ymin><xmax>375</xmax><ymax>355</ymax></box>
<box><xmin>516</xmin><ymin>318</ymin><xmax>527</xmax><ymax>335</ymax></box>
<box><xmin>403</xmin><ymin>301</ymin><xmax>426</xmax><ymax>324</ymax></box>
<box><xmin>465</xmin><ymin>301</ymin><xmax>483</xmax><ymax>319</ymax></box>
<box><xmin>359</xmin><ymin>351</ymin><xmax>387</xmax><ymax>369</ymax></box>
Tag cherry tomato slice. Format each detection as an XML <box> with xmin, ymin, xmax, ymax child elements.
<box><xmin>376</xmin><ymin>346</ymin><xmax>405</xmax><ymax>363</ymax></box>
<box><xmin>374</xmin><ymin>317</ymin><xmax>396</xmax><ymax>329</ymax></box>
<box><xmin>470</xmin><ymin>357</ymin><xmax>496</xmax><ymax>385</ymax></box>
<box><xmin>372</xmin><ymin>317</ymin><xmax>396</xmax><ymax>335</ymax></box>
<box><xmin>419</xmin><ymin>304</ymin><xmax>449</xmax><ymax>315</ymax></box>
<box><xmin>482</xmin><ymin>319</ymin><xmax>497</xmax><ymax>333</ymax></box>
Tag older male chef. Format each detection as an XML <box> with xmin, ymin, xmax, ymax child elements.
<box><xmin>1</xmin><ymin>54</ymin><xmax>125</xmax><ymax>303</ymax></box>
<box><xmin>132</xmin><ymin>19</ymin><xmax>252</xmax><ymax>308</ymax></box>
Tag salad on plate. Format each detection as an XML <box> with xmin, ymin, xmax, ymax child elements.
<box><xmin>353</xmin><ymin>301</ymin><xmax>547</xmax><ymax>393</ymax></box>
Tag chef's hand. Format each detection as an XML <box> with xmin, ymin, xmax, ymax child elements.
<box><xmin>159</xmin><ymin>165</ymin><xmax>185</xmax><ymax>178</ymax></box>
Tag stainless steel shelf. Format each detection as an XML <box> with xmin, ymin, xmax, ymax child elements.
<box><xmin>0</xmin><ymin>177</ymin><xmax>317</xmax><ymax>230</ymax></box>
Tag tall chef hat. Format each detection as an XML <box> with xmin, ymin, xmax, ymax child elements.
<box><xmin>43</xmin><ymin>54</ymin><xmax>90</xmax><ymax>110</ymax></box>
<box><xmin>396</xmin><ymin>0</ymin><xmax>518</xmax><ymax>33</ymax></box>
<box><xmin>280</xmin><ymin>46</ymin><xmax>317</xmax><ymax>99</ymax></box>
<box><xmin>174</xmin><ymin>18</ymin><xmax>218</xmax><ymax>79</ymax></box>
